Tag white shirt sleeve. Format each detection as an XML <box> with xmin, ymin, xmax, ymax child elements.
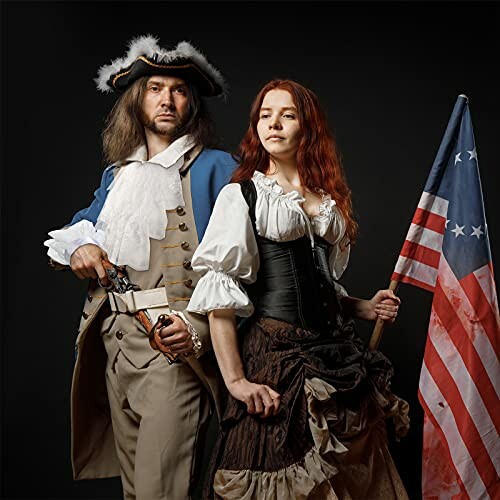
<box><xmin>310</xmin><ymin>196</ymin><xmax>351</xmax><ymax>281</ymax></box>
<box><xmin>187</xmin><ymin>183</ymin><xmax>259</xmax><ymax>317</ymax></box>
<box><xmin>328</xmin><ymin>239</ymin><xmax>350</xmax><ymax>281</ymax></box>
<box><xmin>44</xmin><ymin>220</ymin><xmax>106</xmax><ymax>265</ymax></box>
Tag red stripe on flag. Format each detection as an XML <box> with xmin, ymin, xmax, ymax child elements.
<box><xmin>391</xmin><ymin>271</ymin><xmax>435</xmax><ymax>292</ymax></box>
<box><xmin>423</xmin><ymin>338</ymin><xmax>497</xmax><ymax>496</ymax></box>
<box><xmin>418</xmin><ymin>389</ymin><xmax>469</xmax><ymax>498</ymax></box>
<box><xmin>460</xmin><ymin>273</ymin><xmax>500</xmax><ymax>357</ymax></box>
<box><xmin>434</xmin><ymin>280</ymin><xmax>500</xmax><ymax>432</ymax></box>
<box><xmin>426</xmin><ymin>306</ymin><xmax>498</xmax><ymax>495</ymax></box>
<box><xmin>412</xmin><ymin>208</ymin><xmax>446</xmax><ymax>235</ymax></box>
<box><xmin>400</xmin><ymin>240</ymin><xmax>441</xmax><ymax>269</ymax></box>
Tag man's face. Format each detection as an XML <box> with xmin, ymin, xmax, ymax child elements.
<box><xmin>141</xmin><ymin>75</ymin><xmax>190</xmax><ymax>137</ymax></box>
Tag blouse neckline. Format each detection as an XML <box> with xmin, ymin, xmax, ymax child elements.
<box><xmin>252</xmin><ymin>171</ymin><xmax>335</xmax><ymax>221</ymax></box>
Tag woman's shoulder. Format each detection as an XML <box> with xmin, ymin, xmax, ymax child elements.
<box><xmin>251</xmin><ymin>171</ymin><xmax>306</xmax><ymax>205</ymax></box>
<box><xmin>312</xmin><ymin>193</ymin><xmax>347</xmax><ymax>245</ymax></box>
<box><xmin>218</xmin><ymin>181</ymin><xmax>243</xmax><ymax>195</ymax></box>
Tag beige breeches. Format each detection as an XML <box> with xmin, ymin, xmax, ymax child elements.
<box><xmin>103</xmin><ymin>313</ymin><xmax>210</xmax><ymax>500</ymax></box>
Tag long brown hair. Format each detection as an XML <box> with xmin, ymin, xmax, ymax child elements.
<box><xmin>231</xmin><ymin>79</ymin><xmax>357</xmax><ymax>245</ymax></box>
<box><xmin>102</xmin><ymin>76</ymin><xmax>217</xmax><ymax>164</ymax></box>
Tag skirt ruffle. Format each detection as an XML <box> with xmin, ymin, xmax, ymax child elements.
<box><xmin>214</xmin><ymin>447</ymin><xmax>339</xmax><ymax>500</ymax></box>
<box><xmin>214</xmin><ymin>376</ymin><xmax>409</xmax><ymax>499</ymax></box>
<box><xmin>208</xmin><ymin>317</ymin><xmax>410</xmax><ymax>499</ymax></box>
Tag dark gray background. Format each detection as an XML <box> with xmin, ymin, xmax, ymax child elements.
<box><xmin>1</xmin><ymin>1</ymin><xmax>499</xmax><ymax>498</ymax></box>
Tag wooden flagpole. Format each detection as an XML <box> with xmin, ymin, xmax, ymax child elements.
<box><xmin>368</xmin><ymin>279</ymin><xmax>400</xmax><ymax>351</ymax></box>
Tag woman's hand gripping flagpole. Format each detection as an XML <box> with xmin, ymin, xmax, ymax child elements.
<box><xmin>368</xmin><ymin>280</ymin><xmax>400</xmax><ymax>351</ymax></box>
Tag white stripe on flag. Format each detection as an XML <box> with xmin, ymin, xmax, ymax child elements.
<box><xmin>439</xmin><ymin>259</ymin><xmax>500</xmax><ymax>399</ymax></box>
<box><xmin>394</xmin><ymin>255</ymin><xmax>438</xmax><ymax>287</ymax></box>
<box><xmin>418</xmin><ymin>192</ymin><xmax>449</xmax><ymax>217</ymax></box>
<box><xmin>419</xmin><ymin>362</ymin><xmax>486</xmax><ymax>499</ymax></box>
<box><xmin>474</xmin><ymin>264</ymin><xmax>500</xmax><ymax>319</ymax></box>
<box><xmin>406</xmin><ymin>223</ymin><xmax>444</xmax><ymax>252</ymax></box>
<box><xmin>428</xmin><ymin>309</ymin><xmax>500</xmax><ymax>473</ymax></box>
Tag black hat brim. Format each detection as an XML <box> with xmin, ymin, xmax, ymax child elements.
<box><xmin>109</xmin><ymin>56</ymin><xmax>223</xmax><ymax>96</ymax></box>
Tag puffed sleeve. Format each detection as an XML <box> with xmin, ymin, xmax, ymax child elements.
<box><xmin>328</xmin><ymin>237</ymin><xmax>350</xmax><ymax>281</ymax></box>
<box><xmin>312</xmin><ymin>197</ymin><xmax>351</xmax><ymax>281</ymax></box>
<box><xmin>186</xmin><ymin>183</ymin><xmax>259</xmax><ymax>317</ymax></box>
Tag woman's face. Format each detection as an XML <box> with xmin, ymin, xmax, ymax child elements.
<box><xmin>257</xmin><ymin>89</ymin><xmax>301</xmax><ymax>162</ymax></box>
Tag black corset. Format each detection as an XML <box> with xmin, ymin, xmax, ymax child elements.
<box><xmin>245</xmin><ymin>234</ymin><xmax>340</xmax><ymax>331</ymax></box>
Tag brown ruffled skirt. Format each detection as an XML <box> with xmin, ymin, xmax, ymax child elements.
<box><xmin>206</xmin><ymin>317</ymin><xmax>410</xmax><ymax>499</ymax></box>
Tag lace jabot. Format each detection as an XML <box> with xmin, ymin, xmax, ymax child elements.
<box><xmin>44</xmin><ymin>135</ymin><xmax>196</xmax><ymax>271</ymax></box>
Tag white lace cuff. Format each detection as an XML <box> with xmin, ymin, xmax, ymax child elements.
<box><xmin>44</xmin><ymin>220</ymin><xmax>106</xmax><ymax>265</ymax></box>
<box><xmin>186</xmin><ymin>270</ymin><xmax>254</xmax><ymax>317</ymax></box>
<box><xmin>169</xmin><ymin>311</ymin><xmax>203</xmax><ymax>358</ymax></box>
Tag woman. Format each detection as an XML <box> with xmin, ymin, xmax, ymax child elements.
<box><xmin>186</xmin><ymin>80</ymin><xmax>410</xmax><ymax>499</ymax></box>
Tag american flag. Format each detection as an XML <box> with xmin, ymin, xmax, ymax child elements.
<box><xmin>392</xmin><ymin>95</ymin><xmax>500</xmax><ymax>498</ymax></box>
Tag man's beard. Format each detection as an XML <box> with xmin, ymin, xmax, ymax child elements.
<box><xmin>142</xmin><ymin>114</ymin><xmax>184</xmax><ymax>138</ymax></box>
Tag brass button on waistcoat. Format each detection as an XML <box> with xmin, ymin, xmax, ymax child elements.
<box><xmin>87</xmin><ymin>294</ymin><xmax>93</xmax><ymax>303</ymax></box>
<box><xmin>179</xmin><ymin>222</ymin><xmax>188</xmax><ymax>231</ymax></box>
<box><xmin>115</xmin><ymin>330</ymin><xmax>124</xmax><ymax>340</ymax></box>
<box><xmin>183</xmin><ymin>260</ymin><xmax>192</xmax><ymax>270</ymax></box>
<box><xmin>176</xmin><ymin>206</ymin><xmax>186</xmax><ymax>216</ymax></box>
<box><xmin>82</xmin><ymin>312</ymin><xmax>89</xmax><ymax>319</ymax></box>
<box><xmin>184</xmin><ymin>278</ymin><xmax>193</xmax><ymax>288</ymax></box>
<box><xmin>181</xmin><ymin>241</ymin><xmax>190</xmax><ymax>250</ymax></box>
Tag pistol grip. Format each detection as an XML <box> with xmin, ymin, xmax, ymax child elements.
<box><xmin>149</xmin><ymin>314</ymin><xmax>178</xmax><ymax>363</ymax></box>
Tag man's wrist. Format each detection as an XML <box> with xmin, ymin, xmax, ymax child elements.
<box><xmin>170</xmin><ymin>311</ymin><xmax>202</xmax><ymax>357</ymax></box>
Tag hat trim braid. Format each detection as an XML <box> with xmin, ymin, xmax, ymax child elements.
<box><xmin>111</xmin><ymin>57</ymin><xmax>216</xmax><ymax>94</ymax></box>
<box><xmin>95</xmin><ymin>34</ymin><xmax>227</xmax><ymax>95</ymax></box>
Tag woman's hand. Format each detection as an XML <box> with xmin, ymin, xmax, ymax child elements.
<box><xmin>227</xmin><ymin>378</ymin><xmax>280</xmax><ymax>418</ymax></box>
<box><xmin>208</xmin><ymin>309</ymin><xmax>280</xmax><ymax>418</ymax></box>
<box><xmin>368</xmin><ymin>289</ymin><xmax>401</xmax><ymax>323</ymax></box>
<box><xmin>340</xmin><ymin>289</ymin><xmax>401</xmax><ymax>322</ymax></box>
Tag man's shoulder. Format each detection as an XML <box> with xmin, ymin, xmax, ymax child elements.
<box><xmin>101</xmin><ymin>164</ymin><xmax>117</xmax><ymax>179</ymax></box>
<box><xmin>104</xmin><ymin>163</ymin><xmax>120</xmax><ymax>175</ymax></box>
<box><xmin>196</xmin><ymin>148</ymin><xmax>237</xmax><ymax>171</ymax></box>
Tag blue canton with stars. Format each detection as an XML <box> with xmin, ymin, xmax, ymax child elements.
<box><xmin>423</xmin><ymin>95</ymin><xmax>492</xmax><ymax>280</ymax></box>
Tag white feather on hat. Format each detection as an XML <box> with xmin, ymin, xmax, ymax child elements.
<box><xmin>95</xmin><ymin>34</ymin><xmax>227</xmax><ymax>95</ymax></box>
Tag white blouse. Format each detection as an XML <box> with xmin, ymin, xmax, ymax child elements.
<box><xmin>186</xmin><ymin>171</ymin><xmax>350</xmax><ymax>317</ymax></box>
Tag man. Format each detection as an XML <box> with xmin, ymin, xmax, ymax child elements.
<box><xmin>44</xmin><ymin>35</ymin><xmax>236</xmax><ymax>499</ymax></box>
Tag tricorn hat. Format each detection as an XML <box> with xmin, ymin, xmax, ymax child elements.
<box><xmin>95</xmin><ymin>35</ymin><xmax>227</xmax><ymax>97</ymax></box>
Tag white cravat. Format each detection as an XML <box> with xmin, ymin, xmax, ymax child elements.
<box><xmin>95</xmin><ymin>134</ymin><xmax>195</xmax><ymax>271</ymax></box>
<box><xmin>44</xmin><ymin>134</ymin><xmax>195</xmax><ymax>271</ymax></box>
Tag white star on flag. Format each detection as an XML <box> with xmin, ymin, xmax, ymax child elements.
<box><xmin>451</xmin><ymin>223</ymin><xmax>465</xmax><ymax>238</ymax></box>
<box><xmin>471</xmin><ymin>225</ymin><xmax>484</xmax><ymax>239</ymax></box>
<box><xmin>467</xmin><ymin>148</ymin><xmax>477</xmax><ymax>161</ymax></box>
<box><xmin>454</xmin><ymin>152</ymin><xmax>462</xmax><ymax>165</ymax></box>
<box><xmin>445</xmin><ymin>219</ymin><xmax>450</xmax><ymax>228</ymax></box>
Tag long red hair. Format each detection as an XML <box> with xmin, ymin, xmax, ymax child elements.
<box><xmin>232</xmin><ymin>79</ymin><xmax>357</xmax><ymax>245</ymax></box>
